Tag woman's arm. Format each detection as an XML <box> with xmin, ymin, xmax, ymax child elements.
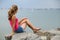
<box><xmin>10</xmin><ymin>15</ymin><xmax>16</xmax><ymax>36</ymax></box>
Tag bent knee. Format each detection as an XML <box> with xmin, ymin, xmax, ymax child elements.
<box><xmin>23</xmin><ymin>18</ymin><xmax>28</xmax><ymax>20</ymax></box>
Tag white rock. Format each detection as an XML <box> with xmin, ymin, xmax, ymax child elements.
<box><xmin>51</xmin><ymin>35</ymin><xmax>60</xmax><ymax>40</ymax></box>
<box><xmin>48</xmin><ymin>30</ymin><xmax>60</xmax><ymax>35</ymax></box>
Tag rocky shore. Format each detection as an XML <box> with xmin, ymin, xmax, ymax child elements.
<box><xmin>5</xmin><ymin>29</ymin><xmax>60</xmax><ymax>40</ymax></box>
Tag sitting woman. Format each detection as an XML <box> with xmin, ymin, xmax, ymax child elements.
<box><xmin>8</xmin><ymin>4</ymin><xmax>40</xmax><ymax>36</ymax></box>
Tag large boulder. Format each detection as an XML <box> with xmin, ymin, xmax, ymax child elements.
<box><xmin>5</xmin><ymin>29</ymin><xmax>60</xmax><ymax>40</ymax></box>
<box><xmin>11</xmin><ymin>32</ymin><xmax>47</xmax><ymax>40</ymax></box>
<box><xmin>5</xmin><ymin>30</ymin><xmax>51</xmax><ymax>40</ymax></box>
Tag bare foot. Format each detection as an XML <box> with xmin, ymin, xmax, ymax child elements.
<box><xmin>33</xmin><ymin>28</ymin><xmax>41</xmax><ymax>33</ymax></box>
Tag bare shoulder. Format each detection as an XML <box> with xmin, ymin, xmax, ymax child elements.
<box><xmin>12</xmin><ymin>15</ymin><xmax>16</xmax><ymax>20</ymax></box>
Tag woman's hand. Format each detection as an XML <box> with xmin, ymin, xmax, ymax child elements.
<box><xmin>10</xmin><ymin>31</ymin><xmax>15</xmax><ymax>36</ymax></box>
<box><xmin>6</xmin><ymin>32</ymin><xmax>15</xmax><ymax>39</ymax></box>
<box><xmin>8</xmin><ymin>32</ymin><xmax>15</xmax><ymax>37</ymax></box>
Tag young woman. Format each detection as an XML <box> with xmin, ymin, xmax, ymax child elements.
<box><xmin>8</xmin><ymin>4</ymin><xmax>40</xmax><ymax>36</ymax></box>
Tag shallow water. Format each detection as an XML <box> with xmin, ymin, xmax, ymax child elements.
<box><xmin>0</xmin><ymin>9</ymin><xmax>60</xmax><ymax>40</ymax></box>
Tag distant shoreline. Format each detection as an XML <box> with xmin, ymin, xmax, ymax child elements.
<box><xmin>0</xmin><ymin>8</ymin><xmax>60</xmax><ymax>10</ymax></box>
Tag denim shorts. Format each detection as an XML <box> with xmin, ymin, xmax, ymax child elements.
<box><xmin>15</xmin><ymin>26</ymin><xmax>24</xmax><ymax>33</ymax></box>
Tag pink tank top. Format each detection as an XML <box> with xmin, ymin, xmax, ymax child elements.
<box><xmin>9</xmin><ymin>18</ymin><xmax>18</xmax><ymax>31</ymax></box>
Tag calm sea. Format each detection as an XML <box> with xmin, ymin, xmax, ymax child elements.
<box><xmin>0</xmin><ymin>8</ymin><xmax>60</xmax><ymax>40</ymax></box>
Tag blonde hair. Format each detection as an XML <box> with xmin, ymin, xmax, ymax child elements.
<box><xmin>8</xmin><ymin>5</ymin><xmax>18</xmax><ymax>20</ymax></box>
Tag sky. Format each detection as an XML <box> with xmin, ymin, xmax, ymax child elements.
<box><xmin>0</xmin><ymin>0</ymin><xmax>60</xmax><ymax>9</ymax></box>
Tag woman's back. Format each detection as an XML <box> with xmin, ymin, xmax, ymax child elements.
<box><xmin>9</xmin><ymin>17</ymin><xmax>18</xmax><ymax>31</ymax></box>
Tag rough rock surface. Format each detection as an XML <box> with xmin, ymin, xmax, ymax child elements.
<box><xmin>12</xmin><ymin>32</ymin><xmax>43</xmax><ymax>40</ymax></box>
<box><xmin>51</xmin><ymin>35</ymin><xmax>60</xmax><ymax>40</ymax></box>
<box><xmin>5</xmin><ymin>29</ymin><xmax>60</xmax><ymax>40</ymax></box>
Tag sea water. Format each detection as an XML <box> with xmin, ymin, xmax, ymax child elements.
<box><xmin>0</xmin><ymin>8</ymin><xmax>60</xmax><ymax>40</ymax></box>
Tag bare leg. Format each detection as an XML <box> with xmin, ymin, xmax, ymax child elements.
<box><xmin>20</xmin><ymin>23</ymin><xmax>27</xmax><ymax>30</ymax></box>
<box><xmin>18</xmin><ymin>18</ymin><xmax>40</xmax><ymax>32</ymax></box>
